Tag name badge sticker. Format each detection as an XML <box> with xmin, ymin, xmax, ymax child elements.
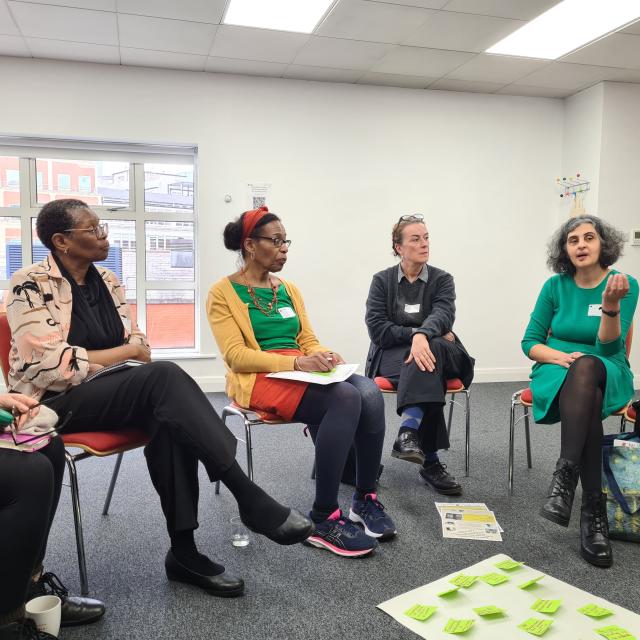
<box><xmin>278</xmin><ymin>306</ymin><xmax>296</xmax><ymax>319</ymax></box>
<box><xmin>405</xmin><ymin>303</ymin><xmax>421</xmax><ymax>314</ymax></box>
<box><xmin>588</xmin><ymin>304</ymin><xmax>602</xmax><ymax>317</ymax></box>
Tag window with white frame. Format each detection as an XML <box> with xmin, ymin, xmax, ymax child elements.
<box><xmin>0</xmin><ymin>139</ymin><xmax>197</xmax><ymax>352</ymax></box>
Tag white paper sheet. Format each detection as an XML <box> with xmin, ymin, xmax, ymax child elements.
<box><xmin>267</xmin><ymin>363</ymin><xmax>359</xmax><ymax>385</ymax></box>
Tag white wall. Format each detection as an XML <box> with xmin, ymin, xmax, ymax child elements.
<box><xmin>0</xmin><ymin>57</ymin><xmax>567</xmax><ymax>389</ymax></box>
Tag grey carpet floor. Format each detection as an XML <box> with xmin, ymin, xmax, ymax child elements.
<box><xmin>47</xmin><ymin>382</ymin><xmax>640</xmax><ymax>640</ymax></box>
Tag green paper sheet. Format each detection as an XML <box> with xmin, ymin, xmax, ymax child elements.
<box><xmin>579</xmin><ymin>604</ymin><xmax>614</xmax><ymax>619</ymax></box>
<box><xmin>531</xmin><ymin>599</ymin><xmax>562</xmax><ymax>614</ymax></box>
<box><xmin>449</xmin><ymin>574</ymin><xmax>478</xmax><ymax>588</ymax></box>
<box><xmin>596</xmin><ymin>625</ymin><xmax>636</xmax><ymax>640</ymax></box>
<box><xmin>494</xmin><ymin>559</ymin><xmax>524</xmax><ymax>571</ymax></box>
<box><xmin>404</xmin><ymin>604</ymin><xmax>437</xmax><ymax>622</ymax></box>
<box><xmin>518</xmin><ymin>617</ymin><xmax>554</xmax><ymax>636</ymax></box>
<box><xmin>480</xmin><ymin>572</ymin><xmax>509</xmax><ymax>586</ymax></box>
<box><xmin>437</xmin><ymin>586</ymin><xmax>461</xmax><ymax>597</ymax></box>
<box><xmin>518</xmin><ymin>575</ymin><xmax>545</xmax><ymax>589</ymax></box>
<box><xmin>444</xmin><ymin>619</ymin><xmax>475</xmax><ymax>634</ymax></box>
<box><xmin>473</xmin><ymin>605</ymin><xmax>505</xmax><ymax>617</ymax></box>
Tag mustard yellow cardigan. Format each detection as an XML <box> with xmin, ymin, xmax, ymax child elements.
<box><xmin>206</xmin><ymin>276</ymin><xmax>330</xmax><ymax>408</ymax></box>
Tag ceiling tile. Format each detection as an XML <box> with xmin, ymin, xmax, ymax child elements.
<box><xmin>373</xmin><ymin>45</ymin><xmax>473</xmax><ymax>76</ymax></box>
<box><xmin>8</xmin><ymin>2</ymin><xmax>118</xmax><ymax>44</ymax></box>
<box><xmin>27</xmin><ymin>37</ymin><xmax>119</xmax><ymax>63</ymax></box>
<box><xmin>205</xmin><ymin>56</ymin><xmax>286</xmax><ymax>77</ymax></box>
<box><xmin>562</xmin><ymin>33</ymin><xmax>640</xmax><ymax>70</ymax></box>
<box><xmin>441</xmin><ymin>0</ymin><xmax>559</xmax><ymax>21</ymax></box>
<box><xmin>293</xmin><ymin>36</ymin><xmax>393</xmax><ymax>70</ymax></box>
<box><xmin>210</xmin><ymin>25</ymin><xmax>308</xmax><ymax>64</ymax></box>
<box><xmin>118</xmin><ymin>13</ymin><xmax>217</xmax><ymax>55</ymax></box>
<box><xmin>357</xmin><ymin>70</ymin><xmax>435</xmax><ymax>88</ymax></box>
<box><xmin>118</xmin><ymin>0</ymin><xmax>226</xmax><ymax>24</ymax></box>
<box><xmin>495</xmin><ymin>84</ymin><xmax>572</xmax><ymax>98</ymax></box>
<box><xmin>621</xmin><ymin>19</ymin><xmax>640</xmax><ymax>35</ymax></box>
<box><xmin>0</xmin><ymin>33</ymin><xmax>29</xmax><ymax>55</ymax></box>
<box><xmin>120</xmin><ymin>47</ymin><xmax>207</xmax><ymax>71</ymax></box>
<box><xmin>18</xmin><ymin>0</ymin><xmax>115</xmax><ymax>9</ymax></box>
<box><xmin>513</xmin><ymin>62</ymin><xmax>625</xmax><ymax>90</ymax></box>
<box><xmin>363</xmin><ymin>0</ymin><xmax>449</xmax><ymax>8</ymax></box>
<box><xmin>317</xmin><ymin>0</ymin><xmax>432</xmax><ymax>44</ymax></box>
<box><xmin>428</xmin><ymin>77</ymin><xmax>505</xmax><ymax>92</ymax></box>
<box><xmin>447</xmin><ymin>53</ymin><xmax>547</xmax><ymax>83</ymax></box>
<box><xmin>0</xmin><ymin>0</ymin><xmax>20</xmax><ymax>35</ymax></box>
<box><xmin>403</xmin><ymin>11</ymin><xmax>523</xmax><ymax>52</ymax></box>
<box><xmin>283</xmin><ymin>64</ymin><xmax>363</xmax><ymax>83</ymax></box>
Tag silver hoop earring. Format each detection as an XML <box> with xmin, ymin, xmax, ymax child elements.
<box><xmin>64</xmin><ymin>248</ymin><xmax>69</xmax><ymax>255</ymax></box>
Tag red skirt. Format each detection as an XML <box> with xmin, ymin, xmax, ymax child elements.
<box><xmin>249</xmin><ymin>348</ymin><xmax>309</xmax><ymax>421</ymax></box>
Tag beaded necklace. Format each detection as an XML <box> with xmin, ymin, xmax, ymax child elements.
<box><xmin>241</xmin><ymin>270</ymin><xmax>279</xmax><ymax>316</ymax></box>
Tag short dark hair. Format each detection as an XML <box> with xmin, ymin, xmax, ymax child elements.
<box><xmin>223</xmin><ymin>211</ymin><xmax>280</xmax><ymax>258</ymax></box>
<box><xmin>36</xmin><ymin>199</ymin><xmax>89</xmax><ymax>251</ymax></box>
<box><xmin>547</xmin><ymin>215</ymin><xmax>625</xmax><ymax>275</ymax></box>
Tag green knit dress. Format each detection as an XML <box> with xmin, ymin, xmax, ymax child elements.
<box><xmin>521</xmin><ymin>270</ymin><xmax>638</xmax><ymax>424</ymax></box>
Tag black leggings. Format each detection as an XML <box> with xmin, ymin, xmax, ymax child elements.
<box><xmin>293</xmin><ymin>374</ymin><xmax>385</xmax><ymax>518</ymax></box>
<box><xmin>0</xmin><ymin>437</ymin><xmax>65</xmax><ymax>614</ymax></box>
<box><xmin>558</xmin><ymin>355</ymin><xmax>607</xmax><ymax>492</ymax></box>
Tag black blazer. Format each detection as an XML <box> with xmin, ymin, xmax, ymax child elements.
<box><xmin>364</xmin><ymin>264</ymin><xmax>474</xmax><ymax>386</ymax></box>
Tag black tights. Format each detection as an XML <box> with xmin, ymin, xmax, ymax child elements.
<box><xmin>558</xmin><ymin>355</ymin><xmax>606</xmax><ymax>492</ymax></box>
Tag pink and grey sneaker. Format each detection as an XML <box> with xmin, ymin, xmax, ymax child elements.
<box><xmin>305</xmin><ymin>509</ymin><xmax>378</xmax><ymax>557</ymax></box>
<box><xmin>349</xmin><ymin>493</ymin><xmax>397</xmax><ymax>540</ymax></box>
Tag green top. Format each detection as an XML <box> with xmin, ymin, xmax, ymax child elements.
<box><xmin>231</xmin><ymin>281</ymin><xmax>300</xmax><ymax>351</ymax></box>
<box><xmin>521</xmin><ymin>270</ymin><xmax>638</xmax><ymax>423</ymax></box>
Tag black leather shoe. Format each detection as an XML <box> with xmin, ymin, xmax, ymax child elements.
<box><xmin>391</xmin><ymin>430</ymin><xmax>425</xmax><ymax>465</ymax></box>
<box><xmin>419</xmin><ymin>461</ymin><xmax>462</xmax><ymax>495</ymax></box>
<box><xmin>539</xmin><ymin>458</ymin><xmax>580</xmax><ymax>527</ymax></box>
<box><xmin>245</xmin><ymin>509</ymin><xmax>315</xmax><ymax>545</ymax></box>
<box><xmin>165</xmin><ymin>551</ymin><xmax>244</xmax><ymax>597</ymax></box>
<box><xmin>26</xmin><ymin>572</ymin><xmax>105</xmax><ymax>627</ymax></box>
<box><xmin>580</xmin><ymin>492</ymin><xmax>613</xmax><ymax>568</ymax></box>
<box><xmin>0</xmin><ymin>618</ymin><xmax>57</xmax><ymax>639</ymax></box>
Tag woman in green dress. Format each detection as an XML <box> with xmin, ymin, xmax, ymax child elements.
<box><xmin>522</xmin><ymin>215</ymin><xmax>637</xmax><ymax>568</ymax></box>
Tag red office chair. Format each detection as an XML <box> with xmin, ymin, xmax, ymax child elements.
<box><xmin>508</xmin><ymin>324</ymin><xmax>634</xmax><ymax>493</ymax></box>
<box><xmin>373</xmin><ymin>375</ymin><xmax>471</xmax><ymax>476</ymax></box>
<box><xmin>0</xmin><ymin>313</ymin><xmax>149</xmax><ymax>595</ymax></box>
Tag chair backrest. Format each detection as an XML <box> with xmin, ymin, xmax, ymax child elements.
<box><xmin>0</xmin><ymin>313</ymin><xmax>12</xmax><ymax>387</ymax></box>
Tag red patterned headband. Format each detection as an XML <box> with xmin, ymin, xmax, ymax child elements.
<box><xmin>241</xmin><ymin>206</ymin><xmax>270</xmax><ymax>243</ymax></box>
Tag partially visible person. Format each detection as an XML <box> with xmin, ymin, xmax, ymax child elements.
<box><xmin>522</xmin><ymin>215</ymin><xmax>638</xmax><ymax>567</ymax></box>
<box><xmin>0</xmin><ymin>393</ymin><xmax>105</xmax><ymax>640</ymax></box>
<box><xmin>208</xmin><ymin>207</ymin><xmax>397</xmax><ymax>558</ymax></box>
<box><xmin>365</xmin><ymin>214</ymin><xmax>474</xmax><ymax>495</ymax></box>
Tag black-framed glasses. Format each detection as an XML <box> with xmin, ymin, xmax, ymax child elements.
<box><xmin>8</xmin><ymin>406</ymin><xmax>73</xmax><ymax>446</ymax></box>
<box><xmin>397</xmin><ymin>214</ymin><xmax>424</xmax><ymax>224</ymax></box>
<box><xmin>63</xmin><ymin>223</ymin><xmax>109</xmax><ymax>239</ymax></box>
<box><xmin>251</xmin><ymin>235</ymin><xmax>292</xmax><ymax>248</ymax></box>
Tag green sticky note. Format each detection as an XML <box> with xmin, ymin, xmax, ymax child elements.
<box><xmin>404</xmin><ymin>604</ymin><xmax>437</xmax><ymax>622</ymax></box>
<box><xmin>473</xmin><ymin>605</ymin><xmax>505</xmax><ymax>617</ymax></box>
<box><xmin>596</xmin><ymin>625</ymin><xmax>636</xmax><ymax>640</ymax></box>
<box><xmin>480</xmin><ymin>572</ymin><xmax>509</xmax><ymax>586</ymax></box>
<box><xmin>579</xmin><ymin>604</ymin><xmax>614</xmax><ymax>619</ymax></box>
<box><xmin>531</xmin><ymin>599</ymin><xmax>562</xmax><ymax>614</ymax></box>
<box><xmin>518</xmin><ymin>618</ymin><xmax>554</xmax><ymax>636</ymax></box>
<box><xmin>494</xmin><ymin>559</ymin><xmax>524</xmax><ymax>571</ymax></box>
<box><xmin>518</xmin><ymin>575</ymin><xmax>545</xmax><ymax>589</ymax></box>
<box><xmin>444</xmin><ymin>619</ymin><xmax>475</xmax><ymax>634</ymax></box>
<box><xmin>311</xmin><ymin>368</ymin><xmax>337</xmax><ymax>377</ymax></box>
<box><xmin>449</xmin><ymin>574</ymin><xmax>478</xmax><ymax>588</ymax></box>
<box><xmin>437</xmin><ymin>586</ymin><xmax>460</xmax><ymax>597</ymax></box>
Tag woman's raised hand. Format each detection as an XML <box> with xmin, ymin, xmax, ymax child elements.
<box><xmin>602</xmin><ymin>273</ymin><xmax>629</xmax><ymax>308</ymax></box>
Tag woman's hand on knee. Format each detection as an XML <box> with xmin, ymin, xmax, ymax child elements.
<box><xmin>406</xmin><ymin>333</ymin><xmax>436</xmax><ymax>372</ymax></box>
<box><xmin>554</xmin><ymin>351</ymin><xmax>583</xmax><ymax>368</ymax></box>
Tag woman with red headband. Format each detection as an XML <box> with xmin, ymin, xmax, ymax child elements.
<box><xmin>6</xmin><ymin>199</ymin><xmax>314</xmax><ymax>601</ymax></box>
<box><xmin>208</xmin><ymin>208</ymin><xmax>397</xmax><ymax>558</ymax></box>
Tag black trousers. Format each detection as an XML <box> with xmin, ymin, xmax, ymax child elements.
<box><xmin>45</xmin><ymin>362</ymin><xmax>237</xmax><ymax>536</ymax></box>
<box><xmin>0</xmin><ymin>437</ymin><xmax>65</xmax><ymax>614</ymax></box>
<box><xmin>378</xmin><ymin>336</ymin><xmax>471</xmax><ymax>452</ymax></box>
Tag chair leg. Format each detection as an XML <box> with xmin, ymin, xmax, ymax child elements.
<box><xmin>215</xmin><ymin>480</ymin><xmax>220</xmax><ymax>495</ymax></box>
<box><xmin>216</xmin><ymin>407</ymin><xmax>234</xmax><ymax>496</ymax></box>
<box><xmin>102</xmin><ymin>452</ymin><xmax>124</xmax><ymax>516</ymax></box>
<box><xmin>64</xmin><ymin>451</ymin><xmax>89</xmax><ymax>597</ymax></box>
<box><xmin>244</xmin><ymin>417</ymin><xmax>254</xmax><ymax>482</ymax></box>
<box><xmin>620</xmin><ymin>414</ymin><xmax>627</xmax><ymax>433</ymax></box>
<box><xmin>524</xmin><ymin>407</ymin><xmax>532</xmax><ymax>469</ymax></box>
<box><xmin>446</xmin><ymin>393</ymin><xmax>454</xmax><ymax>438</ymax></box>
<box><xmin>463</xmin><ymin>390</ymin><xmax>471</xmax><ymax>477</ymax></box>
<box><xmin>508</xmin><ymin>395</ymin><xmax>517</xmax><ymax>495</ymax></box>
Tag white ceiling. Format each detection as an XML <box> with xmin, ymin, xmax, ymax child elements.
<box><xmin>1</xmin><ymin>0</ymin><xmax>639</xmax><ymax>98</ymax></box>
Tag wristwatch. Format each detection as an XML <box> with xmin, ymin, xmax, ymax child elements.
<box><xmin>601</xmin><ymin>307</ymin><xmax>620</xmax><ymax>317</ymax></box>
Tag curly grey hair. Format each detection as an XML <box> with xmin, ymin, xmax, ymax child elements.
<box><xmin>547</xmin><ymin>215</ymin><xmax>625</xmax><ymax>275</ymax></box>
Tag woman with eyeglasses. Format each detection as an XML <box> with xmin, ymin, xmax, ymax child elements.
<box><xmin>365</xmin><ymin>215</ymin><xmax>474</xmax><ymax>495</ymax></box>
<box><xmin>208</xmin><ymin>207</ymin><xmax>397</xmax><ymax>558</ymax></box>
<box><xmin>6</xmin><ymin>199</ymin><xmax>314</xmax><ymax>600</ymax></box>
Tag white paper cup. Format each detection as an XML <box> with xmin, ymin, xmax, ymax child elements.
<box><xmin>25</xmin><ymin>595</ymin><xmax>61</xmax><ymax>637</ymax></box>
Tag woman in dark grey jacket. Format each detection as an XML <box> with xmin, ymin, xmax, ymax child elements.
<box><xmin>365</xmin><ymin>215</ymin><xmax>474</xmax><ymax>495</ymax></box>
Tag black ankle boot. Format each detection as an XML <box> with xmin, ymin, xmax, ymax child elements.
<box><xmin>539</xmin><ymin>458</ymin><xmax>580</xmax><ymax>527</ymax></box>
<box><xmin>580</xmin><ymin>492</ymin><xmax>613</xmax><ymax>568</ymax></box>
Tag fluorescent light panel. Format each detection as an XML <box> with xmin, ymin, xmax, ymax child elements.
<box><xmin>223</xmin><ymin>0</ymin><xmax>335</xmax><ymax>34</ymax></box>
<box><xmin>487</xmin><ymin>0</ymin><xmax>640</xmax><ymax>59</ymax></box>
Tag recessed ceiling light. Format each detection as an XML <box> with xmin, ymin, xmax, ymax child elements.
<box><xmin>487</xmin><ymin>0</ymin><xmax>640</xmax><ymax>59</ymax></box>
<box><xmin>223</xmin><ymin>0</ymin><xmax>335</xmax><ymax>34</ymax></box>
